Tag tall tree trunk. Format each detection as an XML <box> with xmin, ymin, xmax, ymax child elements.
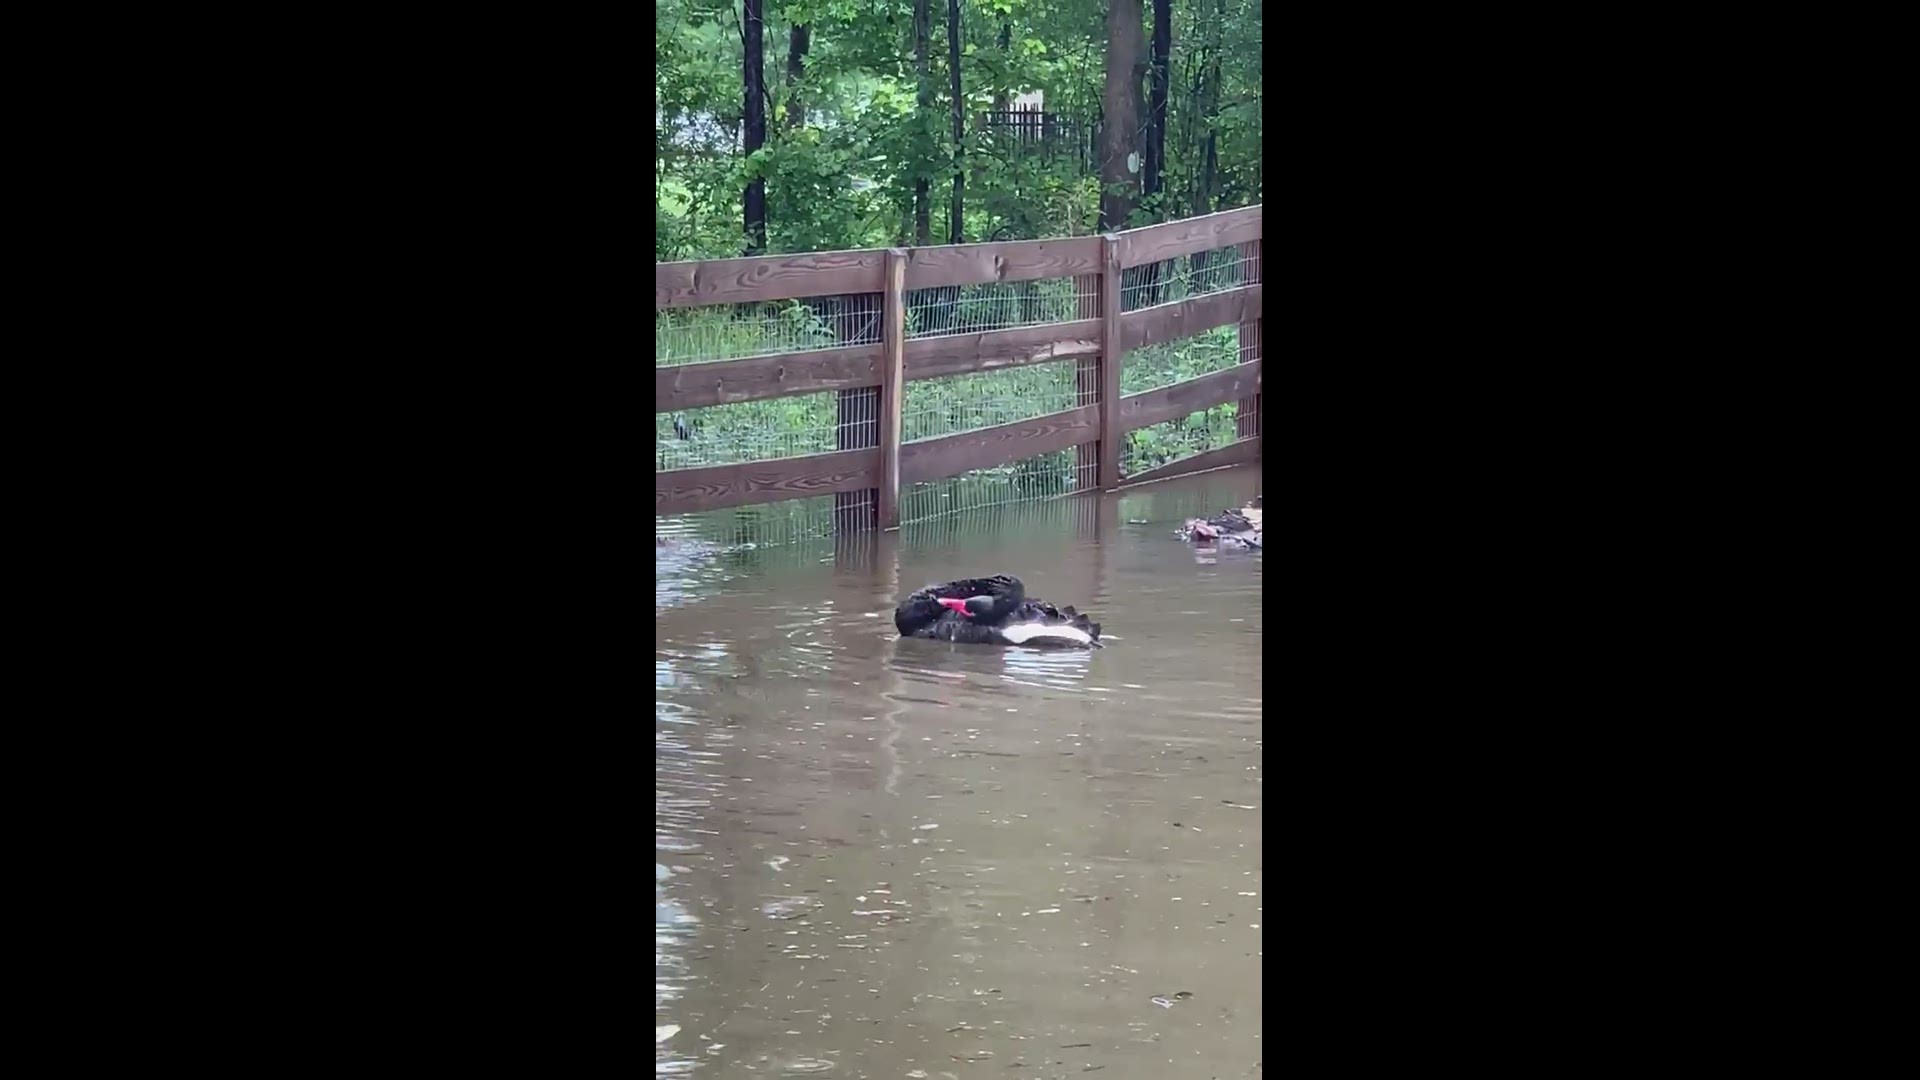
<box><xmin>743</xmin><ymin>0</ymin><xmax>767</xmax><ymax>254</ymax></box>
<box><xmin>912</xmin><ymin>0</ymin><xmax>932</xmax><ymax>246</ymax></box>
<box><xmin>948</xmin><ymin>0</ymin><xmax>964</xmax><ymax>243</ymax></box>
<box><xmin>995</xmin><ymin>22</ymin><xmax>1011</xmax><ymax>113</ymax></box>
<box><xmin>1099</xmin><ymin>0</ymin><xmax>1146</xmax><ymax>232</ymax></box>
<box><xmin>1145</xmin><ymin>0</ymin><xmax>1170</xmax><ymax>209</ymax></box>
<box><xmin>1202</xmin><ymin>0</ymin><xmax>1222</xmax><ymax>214</ymax></box>
<box><xmin>1192</xmin><ymin>0</ymin><xmax>1222</xmax><ymax>220</ymax></box>
<box><xmin>1138</xmin><ymin>0</ymin><xmax>1171</xmax><ymax>303</ymax></box>
<box><xmin>1181</xmin><ymin>11</ymin><xmax>1204</xmax><ymax>218</ymax></box>
<box><xmin>785</xmin><ymin>23</ymin><xmax>810</xmax><ymax>131</ymax></box>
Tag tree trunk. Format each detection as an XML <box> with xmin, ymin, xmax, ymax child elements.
<box><xmin>995</xmin><ymin>22</ymin><xmax>1011</xmax><ymax>113</ymax></box>
<box><xmin>1145</xmin><ymin>0</ymin><xmax>1170</xmax><ymax>208</ymax></box>
<box><xmin>1201</xmin><ymin>34</ymin><xmax>1221</xmax><ymax>214</ymax></box>
<box><xmin>1136</xmin><ymin>0</ymin><xmax>1170</xmax><ymax>303</ymax></box>
<box><xmin>912</xmin><ymin>0</ymin><xmax>932</xmax><ymax>246</ymax></box>
<box><xmin>1181</xmin><ymin>11</ymin><xmax>1204</xmax><ymax>218</ymax></box>
<box><xmin>1099</xmin><ymin>1</ymin><xmax>1146</xmax><ymax>233</ymax></box>
<box><xmin>948</xmin><ymin>0</ymin><xmax>964</xmax><ymax>244</ymax></box>
<box><xmin>1193</xmin><ymin>0</ymin><xmax>1222</xmax><ymax>220</ymax></box>
<box><xmin>1185</xmin><ymin>2</ymin><xmax>1221</xmax><ymax>287</ymax></box>
<box><xmin>785</xmin><ymin>23</ymin><xmax>810</xmax><ymax>131</ymax></box>
<box><xmin>743</xmin><ymin>0</ymin><xmax>767</xmax><ymax>254</ymax></box>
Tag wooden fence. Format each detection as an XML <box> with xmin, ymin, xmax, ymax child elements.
<box><xmin>655</xmin><ymin>204</ymin><xmax>1263</xmax><ymax>528</ymax></box>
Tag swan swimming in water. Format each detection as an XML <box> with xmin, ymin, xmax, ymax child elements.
<box><xmin>894</xmin><ymin>575</ymin><xmax>1102</xmax><ymax>648</ymax></box>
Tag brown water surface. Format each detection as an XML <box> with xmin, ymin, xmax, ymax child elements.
<box><xmin>658</xmin><ymin>467</ymin><xmax>1263</xmax><ymax>1078</ymax></box>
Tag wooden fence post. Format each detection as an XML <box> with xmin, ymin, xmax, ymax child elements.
<box><xmin>1236</xmin><ymin>237</ymin><xmax>1262</xmax><ymax>448</ymax></box>
<box><xmin>1098</xmin><ymin>233</ymin><xmax>1124</xmax><ymax>490</ymax></box>
<box><xmin>877</xmin><ymin>248</ymin><xmax>908</xmax><ymax>528</ymax></box>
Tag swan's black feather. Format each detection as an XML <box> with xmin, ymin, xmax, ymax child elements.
<box><xmin>894</xmin><ymin>575</ymin><xmax>1101</xmax><ymax>648</ymax></box>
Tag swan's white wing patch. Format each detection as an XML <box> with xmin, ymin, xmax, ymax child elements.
<box><xmin>999</xmin><ymin>623</ymin><xmax>1092</xmax><ymax>645</ymax></box>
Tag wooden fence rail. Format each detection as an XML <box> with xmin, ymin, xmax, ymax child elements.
<box><xmin>655</xmin><ymin>204</ymin><xmax>1264</xmax><ymax>525</ymax></box>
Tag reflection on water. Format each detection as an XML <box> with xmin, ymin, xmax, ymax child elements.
<box><xmin>658</xmin><ymin>467</ymin><xmax>1262</xmax><ymax>1078</ymax></box>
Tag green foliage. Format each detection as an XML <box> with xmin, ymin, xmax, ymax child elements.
<box><xmin>1123</xmin><ymin>403</ymin><xmax>1240</xmax><ymax>477</ymax></box>
<box><xmin>1120</xmin><ymin>325</ymin><xmax>1237</xmax><ymax>395</ymax></box>
<box><xmin>656</xmin><ymin>0</ymin><xmax>1260</xmax><ymax>257</ymax></box>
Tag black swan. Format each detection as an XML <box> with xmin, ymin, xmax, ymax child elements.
<box><xmin>894</xmin><ymin>575</ymin><xmax>1102</xmax><ymax>648</ymax></box>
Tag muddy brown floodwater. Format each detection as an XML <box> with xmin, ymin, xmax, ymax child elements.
<box><xmin>658</xmin><ymin>467</ymin><xmax>1263</xmax><ymax>1078</ymax></box>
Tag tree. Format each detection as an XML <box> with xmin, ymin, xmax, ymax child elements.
<box><xmin>947</xmin><ymin>0</ymin><xmax>964</xmax><ymax>244</ymax></box>
<box><xmin>1099</xmin><ymin>0</ymin><xmax>1146</xmax><ymax>232</ymax></box>
<box><xmin>1145</xmin><ymin>0</ymin><xmax>1171</xmax><ymax>212</ymax></box>
<box><xmin>912</xmin><ymin>0</ymin><xmax>932</xmax><ymax>246</ymax></box>
<box><xmin>785</xmin><ymin>22</ymin><xmax>810</xmax><ymax>131</ymax></box>
<box><xmin>743</xmin><ymin>0</ymin><xmax>768</xmax><ymax>253</ymax></box>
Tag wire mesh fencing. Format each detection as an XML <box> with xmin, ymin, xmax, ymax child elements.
<box><xmin>900</xmin><ymin>359</ymin><xmax>1092</xmax><ymax>444</ymax></box>
<box><xmin>898</xmin><ymin>446</ymin><xmax>1099</xmax><ymax>527</ymax></box>
<box><xmin>655</xmin><ymin>493</ymin><xmax>849</xmax><ymax>552</ymax></box>
<box><xmin>656</xmin><ymin>388</ymin><xmax>867</xmax><ymax>470</ymax></box>
<box><xmin>905</xmin><ymin>275</ymin><xmax>1100</xmax><ymax>340</ymax></box>
<box><xmin>1236</xmin><ymin>318</ymin><xmax>1263</xmax><ymax>441</ymax></box>
<box><xmin>1120</xmin><ymin>403</ymin><xmax>1243</xmax><ymax>480</ymax></box>
<box><xmin>657</xmin><ymin>289</ymin><xmax>886</xmax><ymax>470</ymax></box>
<box><xmin>1119</xmin><ymin>239</ymin><xmax>1262</xmax><ymax>313</ymax></box>
<box><xmin>656</xmin><ymin>293</ymin><xmax>884</xmax><ymax>366</ymax></box>
<box><xmin>1119</xmin><ymin>324</ymin><xmax>1242</xmax><ymax>396</ymax></box>
<box><xmin>898</xmin><ymin>487</ymin><xmax>1105</xmax><ymax>552</ymax></box>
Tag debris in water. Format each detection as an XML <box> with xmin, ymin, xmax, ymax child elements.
<box><xmin>656</xmin><ymin>1024</ymin><xmax>681</xmax><ymax>1043</ymax></box>
<box><xmin>762</xmin><ymin>896</ymin><xmax>820</xmax><ymax>919</ymax></box>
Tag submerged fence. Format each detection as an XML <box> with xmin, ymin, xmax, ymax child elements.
<box><xmin>656</xmin><ymin>204</ymin><xmax>1264</xmax><ymax>538</ymax></box>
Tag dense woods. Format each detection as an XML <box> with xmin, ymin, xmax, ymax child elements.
<box><xmin>656</xmin><ymin>0</ymin><xmax>1263</xmax><ymax>260</ymax></box>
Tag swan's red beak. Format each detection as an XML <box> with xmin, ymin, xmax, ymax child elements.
<box><xmin>937</xmin><ymin>597</ymin><xmax>972</xmax><ymax>617</ymax></box>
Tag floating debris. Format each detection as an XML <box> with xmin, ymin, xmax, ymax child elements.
<box><xmin>656</xmin><ymin>1024</ymin><xmax>681</xmax><ymax>1043</ymax></box>
<box><xmin>762</xmin><ymin>896</ymin><xmax>821</xmax><ymax>919</ymax></box>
